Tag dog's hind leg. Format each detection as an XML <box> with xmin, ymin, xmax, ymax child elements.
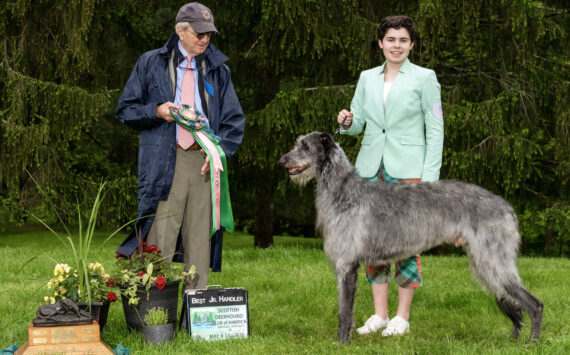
<box><xmin>496</xmin><ymin>295</ymin><xmax>525</xmax><ymax>339</ymax></box>
<box><xmin>467</xmin><ymin>241</ymin><xmax>543</xmax><ymax>341</ymax></box>
<box><xmin>508</xmin><ymin>284</ymin><xmax>544</xmax><ymax>341</ymax></box>
<box><xmin>336</xmin><ymin>263</ymin><xmax>359</xmax><ymax>344</ymax></box>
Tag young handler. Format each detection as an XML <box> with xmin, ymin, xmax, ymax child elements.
<box><xmin>337</xmin><ymin>15</ymin><xmax>444</xmax><ymax>336</ymax></box>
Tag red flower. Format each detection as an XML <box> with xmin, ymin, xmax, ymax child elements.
<box><xmin>143</xmin><ymin>244</ymin><xmax>161</xmax><ymax>254</ymax></box>
<box><xmin>156</xmin><ymin>276</ymin><xmax>166</xmax><ymax>290</ymax></box>
<box><xmin>115</xmin><ymin>252</ymin><xmax>122</xmax><ymax>259</ymax></box>
<box><xmin>138</xmin><ymin>272</ymin><xmax>145</xmax><ymax>277</ymax></box>
<box><xmin>107</xmin><ymin>292</ymin><xmax>117</xmax><ymax>302</ymax></box>
<box><xmin>106</xmin><ymin>277</ymin><xmax>116</xmax><ymax>288</ymax></box>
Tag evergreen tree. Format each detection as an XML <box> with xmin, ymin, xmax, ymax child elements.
<box><xmin>1</xmin><ymin>0</ymin><xmax>568</xmax><ymax>255</ymax></box>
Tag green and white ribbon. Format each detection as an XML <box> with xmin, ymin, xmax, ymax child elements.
<box><xmin>170</xmin><ymin>105</ymin><xmax>234</xmax><ymax>237</ymax></box>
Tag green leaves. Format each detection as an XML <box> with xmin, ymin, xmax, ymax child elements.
<box><xmin>0</xmin><ymin>0</ymin><xmax>568</xmax><ymax>255</ymax></box>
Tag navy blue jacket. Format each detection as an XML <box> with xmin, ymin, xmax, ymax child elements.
<box><xmin>115</xmin><ymin>34</ymin><xmax>244</xmax><ymax>270</ymax></box>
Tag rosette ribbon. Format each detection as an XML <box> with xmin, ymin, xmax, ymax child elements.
<box><xmin>170</xmin><ymin>105</ymin><xmax>234</xmax><ymax>237</ymax></box>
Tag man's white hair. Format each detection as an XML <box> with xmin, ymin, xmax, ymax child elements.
<box><xmin>175</xmin><ymin>22</ymin><xmax>192</xmax><ymax>31</ymax></box>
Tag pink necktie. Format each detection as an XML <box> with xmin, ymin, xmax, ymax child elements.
<box><xmin>178</xmin><ymin>55</ymin><xmax>195</xmax><ymax>149</ymax></box>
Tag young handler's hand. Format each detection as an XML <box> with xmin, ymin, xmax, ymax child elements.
<box><xmin>337</xmin><ymin>109</ymin><xmax>354</xmax><ymax>129</ymax></box>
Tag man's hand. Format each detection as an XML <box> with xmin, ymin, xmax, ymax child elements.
<box><xmin>200</xmin><ymin>150</ymin><xmax>210</xmax><ymax>175</ymax></box>
<box><xmin>156</xmin><ymin>102</ymin><xmax>180</xmax><ymax>122</ymax></box>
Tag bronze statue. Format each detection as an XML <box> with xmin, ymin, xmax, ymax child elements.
<box><xmin>33</xmin><ymin>299</ymin><xmax>93</xmax><ymax>327</ymax></box>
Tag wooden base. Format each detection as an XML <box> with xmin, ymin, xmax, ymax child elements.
<box><xmin>15</xmin><ymin>321</ymin><xmax>113</xmax><ymax>355</ymax></box>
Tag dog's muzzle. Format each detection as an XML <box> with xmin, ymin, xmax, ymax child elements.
<box><xmin>286</xmin><ymin>165</ymin><xmax>309</xmax><ymax>175</ymax></box>
<box><xmin>279</xmin><ymin>155</ymin><xmax>309</xmax><ymax>176</ymax></box>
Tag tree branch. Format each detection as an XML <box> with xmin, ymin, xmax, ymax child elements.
<box><xmin>245</xmin><ymin>35</ymin><xmax>262</xmax><ymax>59</ymax></box>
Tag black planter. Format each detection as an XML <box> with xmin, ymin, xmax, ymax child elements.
<box><xmin>142</xmin><ymin>323</ymin><xmax>175</xmax><ymax>345</ymax></box>
<box><xmin>77</xmin><ymin>301</ymin><xmax>110</xmax><ymax>332</ymax></box>
<box><xmin>120</xmin><ymin>280</ymin><xmax>180</xmax><ymax>332</ymax></box>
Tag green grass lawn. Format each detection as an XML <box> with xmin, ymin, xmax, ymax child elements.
<box><xmin>1</xmin><ymin>230</ymin><xmax>568</xmax><ymax>354</ymax></box>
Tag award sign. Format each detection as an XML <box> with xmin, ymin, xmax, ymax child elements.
<box><xmin>183</xmin><ymin>287</ymin><xmax>249</xmax><ymax>341</ymax></box>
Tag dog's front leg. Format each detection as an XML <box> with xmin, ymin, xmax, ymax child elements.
<box><xmin>336</xmin><ymin>263</ymin><xmax>359</xmax><ymax>344</ymax></box>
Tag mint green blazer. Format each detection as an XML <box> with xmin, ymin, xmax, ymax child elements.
<box><xmin>341</xmin><ymin>59</ymin><xmax>444</xmax><ymax>182</ymax></box>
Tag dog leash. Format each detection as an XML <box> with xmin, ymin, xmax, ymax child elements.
<box><xmin>334</xmin><ymin>116</ymin><xmax>349</xmax><ymax>137</ymax></box>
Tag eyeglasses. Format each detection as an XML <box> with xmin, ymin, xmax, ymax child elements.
<box><xmin>184</xmin><ymin>28</ymin><xmax>212</xmax><ymax>40</ymax></box>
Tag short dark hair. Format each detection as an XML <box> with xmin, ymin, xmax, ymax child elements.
<box><xmin>377</xmin><ymin>16</ymin><xmax>418</xmax><ymax>43</ymax></box>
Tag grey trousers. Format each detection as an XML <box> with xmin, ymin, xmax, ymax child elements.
<box><xmin>147</xmin><ymin>147</ymin><xmax>211</xmax><ymax>290</ymax></box>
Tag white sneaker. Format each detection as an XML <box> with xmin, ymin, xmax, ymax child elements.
<box><xmin>381</xmin><ymin>316</ymin><xmax>410</xmax><ymax>336</ymax></box>
<box><xmin>356</xmin><ymin>315</ymin><xmax>390</xmax><ymax>335</ymax></box>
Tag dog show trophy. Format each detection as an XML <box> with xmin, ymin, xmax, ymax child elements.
<box><xmin>16</xmin><ymin>299</ymin><xmax>113</xmax><ymax>354</ymax></box>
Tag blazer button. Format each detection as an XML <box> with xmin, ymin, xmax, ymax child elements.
<box><xmin>382</xmin><ymin>129</ymin><xmax>386</xmax><ymax>133</ymax></box>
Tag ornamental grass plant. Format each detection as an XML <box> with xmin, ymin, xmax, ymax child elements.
<box><xmin>15</xmin><ymin>177</ymin><xmax>133</xmax><ymax>306</ymax></box>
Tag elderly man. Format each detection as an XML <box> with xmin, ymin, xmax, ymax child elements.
<box><xmin>115</xmin><ymin>2</ymin><xmax>245</xmax><ymax>290</ymax></box>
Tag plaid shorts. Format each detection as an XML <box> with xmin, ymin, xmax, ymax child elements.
<box><xmin>365</xmin><ymin>162</ymin><xmax>422</xmax><ymax>288</ymax></box>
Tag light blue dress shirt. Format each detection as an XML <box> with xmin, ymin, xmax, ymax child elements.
<box><xmin>175</xmin><ymin>40</ymin><xmax>206</xmax><ymax>142</ymax></box>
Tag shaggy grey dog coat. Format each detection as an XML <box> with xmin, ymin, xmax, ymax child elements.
<box><xmin>279</xmin><ymin>132</ymin><xmax>543</xmax><ymax>344</ymax></box>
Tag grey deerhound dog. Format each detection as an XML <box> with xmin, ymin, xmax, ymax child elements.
<box><xmin>279</xmin><ymin>132</ymin><xmax>543</xmax><ymax>344</ymax></box>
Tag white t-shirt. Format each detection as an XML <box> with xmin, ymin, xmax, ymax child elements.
<box><xmin>383</xmin><ymin>82</ymin><xmax>393</xmax><ymax>105</ymax></box>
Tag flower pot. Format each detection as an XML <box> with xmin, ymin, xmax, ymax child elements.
<box><xmin>120</xmin><ymin>280</ymin><xmax>180</xmax><ymax>332</ymax></box>
<box><xmin>77</xmin><ymin>301</ymin><xmax>110</xmax><ymax>332</ymax></box>
<box><xmin>142</xmin><ymin>323</ymin><xmax>175</xmax><ymax>345</ymax></box>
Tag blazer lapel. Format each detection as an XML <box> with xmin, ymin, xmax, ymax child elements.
<box><xmin>372</xmin><ymin>64</ymin><xmax>386</xmax><ymax>126</ymax></box>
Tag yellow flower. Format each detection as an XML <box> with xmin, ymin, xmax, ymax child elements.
<box><xmin>54</xmin><ymin>291</ymin><xmax>58</xmax><ymax>296</ymax></box>
<box><xmin>47</xmin><ymin>281</ymin><xmax>53</xmax><ymax>289</ymax></box>
<box><xmin>49</xmin><ymin>297</ymin><xmax>55</xmax><ymax>304</ymax></box>
<box><xmin>43</xmin><ymin>296</ymin><xmax>49</xmax><ymax>302</ymax></box>
<box><xmin>54</xmin><ymin>263</ymin><xmax>70</xmax><ymax>276</ymax></box>
<box><xmin>57</xmin><ymin>275</ymin><xmax>64</xmax><ymax>282</ymax></box>
<box><xmin>89</xmin><ymin>262</ymin><xmax>103</xmax><ymax>272</ymax></box>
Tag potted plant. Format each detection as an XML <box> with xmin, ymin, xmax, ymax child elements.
<box><xmin>19</xmin><ymin>179</ymin><xmax>134</xmax><ymax>331</ymax></box>
<box><xmin>141</xmin><ymin>307</ymin><xmax>174</xmax><ymax>345</ymax></box>
<box><xmin>114</xmin><ymin>233</ymin><xmax>194</xmax><ymax>332</ymax></box>
<box><xmin>43</xmin><ymin>262</ymin><xmax>117</xmax><ymax>330</ymax></box>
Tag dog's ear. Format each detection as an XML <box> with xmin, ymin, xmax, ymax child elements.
<box><xmin>319</xmin><ymin>133</ymin><xmax>334</xmax><ymax>151</ymax></box>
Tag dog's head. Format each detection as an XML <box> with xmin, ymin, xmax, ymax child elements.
<box><xmin>279</xmin><ymin>132</ymin><xmax>336</xmax><ymax>185</ymax></box>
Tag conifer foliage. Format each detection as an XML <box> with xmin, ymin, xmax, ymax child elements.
<box><xmin>1</xmin><ymin>1</ymin><xmax>568</xmax><ymax>255</ymax></box>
